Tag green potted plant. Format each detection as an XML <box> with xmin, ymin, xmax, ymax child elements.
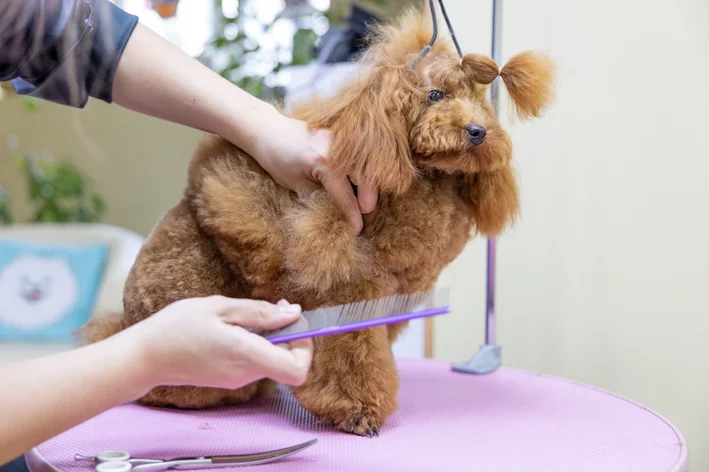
<box><xmin>0</xmin><ymin>144</ymin><xmax>106</xmax><ymax>225</ymax></box>
<box><xmin>17</xmin><ymin>153</ymin><xmax>106</xmax><ymax>223</ymax></box>
<box><xmin>2</xmin><ymin>83</ymin><xmax>106</xmax><ymax>225</ymax></box>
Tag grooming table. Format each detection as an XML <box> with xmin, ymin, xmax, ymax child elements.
<box><xmin>27</xmin><ymin>359</ymin><xmax>688</xmax><ymax>472</ymax></box>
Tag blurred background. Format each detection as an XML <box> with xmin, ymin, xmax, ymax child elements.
<box><xmin>1</xmin><ymin>0</ymin><xmax>708</xmax><ymax>468</ymax></box>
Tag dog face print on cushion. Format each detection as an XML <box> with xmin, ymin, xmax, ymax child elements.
<box><xmin>0</xmin><ymin>254</ymin><xmax>78</xmax><ymax>331</ymax></box>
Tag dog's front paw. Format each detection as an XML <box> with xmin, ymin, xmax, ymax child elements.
<box><xmin>337</xmin><ymin>409</ymin><xmax>381</xmax><ymax>437</ymax></box>
<box><xmin>292</xmin><ymin>328</ymin><xmax>399</xmax><ymax>437</ymax></box>
<box><xmin>302</xmin><ymin>397</ymin><xmax>387</xmax><ymax>437</ymax></box>
<box><xmin>293</xmin><ymin>374</ymin><xmax>396</xmax><ymax>437</ymax></box>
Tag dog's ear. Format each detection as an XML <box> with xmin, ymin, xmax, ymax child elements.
<box><xmin>327</xmin><ymin>66</ymin><xmax>417</xmax><ymax>195</ymax></box>
<box><xmin>500</xmin><ymin>51</ymin><xmax>555</xmax><ymax>120</ymax></box>
<box><xmin>466</xmin><ymin>166</ymin><xmax>520</xmax><ymax>236</ymax></box>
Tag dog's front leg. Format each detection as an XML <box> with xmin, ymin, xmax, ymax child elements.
<box><xmin>291</xmin><ymin>327</ymin><xmax>399</xmax><ymax>436</ymax></box>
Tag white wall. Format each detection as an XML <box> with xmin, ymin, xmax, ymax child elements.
<box><xmin>438</xmin><ymin>0</ymin><xmax>709</xmax><ymax>468</ymax></box>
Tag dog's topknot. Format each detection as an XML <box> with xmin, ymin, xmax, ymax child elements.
<box><xmin>500</xmin><ymin>51</ymin><xmax>556</xmax><ymax>120</ymax></box>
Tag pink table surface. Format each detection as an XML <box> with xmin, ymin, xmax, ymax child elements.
<box><xmin>28</xmin><ymin>359</ymin><xmax>688</xmax><ymax>472</ymax></box>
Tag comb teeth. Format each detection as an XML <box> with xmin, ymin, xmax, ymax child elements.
<box><xmin>260</xmin><ymin>287</ymin><xmax>450</xmax><ymax>341</ymax></box>
<box><xmin>327</xmin><ymin>287</ymin><xmax>450</xmax><ymax>325</ymax></box>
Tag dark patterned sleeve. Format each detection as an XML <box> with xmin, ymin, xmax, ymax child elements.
<box><xmin>0</xmin><ymin>0</ymin><xmax>139</xmax><ymax>108</ymax></box>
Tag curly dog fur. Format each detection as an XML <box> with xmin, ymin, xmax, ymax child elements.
<box><xmin>79</xmin><ymin>9</ymin><xmax>555</xmax><ymax>436</ymax></box>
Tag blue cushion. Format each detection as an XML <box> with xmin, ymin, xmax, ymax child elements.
<box><xmin>0</xmin><ymin>237</ymin><xmax>109</xmax><ymax>341</ymax></box>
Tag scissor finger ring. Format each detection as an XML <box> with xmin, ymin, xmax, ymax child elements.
<box><xmin>96</xmin><ymin>462</ymin><xmax>133</xmax><ymax>472</ymax></box>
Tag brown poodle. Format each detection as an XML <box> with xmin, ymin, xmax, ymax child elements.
<box><xmin>80</xmin><ymin>9</ymin><xmax>555</xmax><ymax>437</ymax></box>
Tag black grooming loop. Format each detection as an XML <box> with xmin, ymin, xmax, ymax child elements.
<box><xmin>419</xmin><ymin>0</ymin><xmax>464</xmax><ymax>59</ymax></box>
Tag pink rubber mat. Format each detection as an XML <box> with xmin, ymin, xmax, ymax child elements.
<box><xmin>28</xmin><ymin>359</ymin><xmax>688</xmax><ymax>472</ymax></box>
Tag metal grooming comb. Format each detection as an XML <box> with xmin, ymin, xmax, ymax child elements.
<box><xmin>261</xmin><ymin>287</ymin><xmax>450</xmax><ymax>344</ymax></box>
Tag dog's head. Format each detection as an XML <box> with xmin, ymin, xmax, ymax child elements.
<box><xmin>293</xmin><ymin>10</ymin><xmax>555</xmax><ymax>235</ymax></box>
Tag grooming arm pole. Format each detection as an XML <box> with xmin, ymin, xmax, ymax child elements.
<box><xmin>452</xmin><ymin>0</ymin><xmax>502</xmax><ymax>375</ymax></box>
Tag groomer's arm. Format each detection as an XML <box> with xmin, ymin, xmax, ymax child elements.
<box><xmin>0</xmin><ymin>297</ymin><xmax>311</xmax><ymax>465</ymax></box>
<box><xmin>111</xmin><ymin>23</ymin><xmax>361</xmax><ymax>229</ymax></box>
<box><xmin>0</xmin><ymin>331</ymin><xmax>152</xmax><ymax>464</ymax></box>
<box><xmin>111</xmin><ymin>23</ymin><xmax>377</xmax><ymax>233</ymax></box>
<box><xmin>0</xmin><ymin>0</ymin><xmax>376</xmax><ymax>233</ymax></box>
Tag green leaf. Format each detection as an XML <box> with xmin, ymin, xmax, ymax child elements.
<box><xmin>13</xmin><ymin>156</ymin><xmax>24</xmax><ymax>170</ymax></box>
<box><xmin>26</xmin><ymin>173</ymin><xmax>42</xmax><ymax>201</ymax></box>
<box><xmin>32</xmin><ymin>204</ymin><xmax>52</xmax><ymax>223</ymax></box>
<box><xmin>22</xmin><ymin>97</ymin><xmax>40</xmax><ymax>112</ymax></box>
<box><xmin>91</xmin><ymin>195</ymin><xmax>106</xmax><ymax>214</ymax></box>
<box><xmin>211</xmin><ymin>36</ymin><xmax>228</xmax><ymax>48</ymax></box>
<box><xmin>53</xmin><ymin>162</ymin><xmax>86</xmax><ymax>198</ymax></box>
<box><xmin>291</xmin><ymin>28</ymin><xmax>317</xmax><ymax>66</ymax></box>
<box><xmin>0</xmin><ymin>186</ymin><xmax>12</xmax><ymax>224</ymax></box>
<box><xmin>47</xmin><ymin>200</ymin><xmax>70</xmax><ymax>222</ymax></box>
<box><xmin>220</xmin><ymin>63</ymin><xmax>240</xmax><ymax>75</ymax></box>
<box><xmin>0</xmin><ymin>205</ymin><xmax>12</xmax><ymax>224</ymax></box>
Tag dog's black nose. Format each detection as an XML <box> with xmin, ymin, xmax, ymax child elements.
<box><xmin>466</xmin><ymin>125</ymin><xmax>487</xmax><ymax>146</ymax></box>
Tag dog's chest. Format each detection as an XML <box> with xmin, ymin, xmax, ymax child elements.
<box><xmin>362</xmin><ymin>181</ymin><xmax>473</xmax><ymax>289</ymax></box>
<box><xmin>235</xmin><ymin>178</ymin><xmax>473</xmax><ymax>305</ymax></box>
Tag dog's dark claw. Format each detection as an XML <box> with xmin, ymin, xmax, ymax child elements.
<box><xmin>347</xmin><ymin>425</ymin><xmax>355</xmax><ymax>434</ymax></box>
<box><xmin>372</xmin><ymin>426</ymin><xmax>379</xmax><ymax>436</ymax></box>
<box><xmin>366</xmin><ymin>428</ymin><xmax>374</xmax><ymax>438</ymax></box>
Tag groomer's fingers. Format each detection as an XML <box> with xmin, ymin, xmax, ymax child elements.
<box><xmin>282</xmin><ymin>337</ymin><xmax>313</xmax><ymax>385</ymax></box>
<box><xmin>349</xmin><ymin>176</ymin><xmax>378</xmax><ymax>215</ymax></box>
<box><xmin>320</xmin><ymin>172</ymin><xmax>363</xmax><ymax>233</ymax></box>
<box><xmin>214</xmin><ymin>297</ymin><xmax>302</xmax><ymax>329</ymax></box>
<box><xmin>243</xmin><ymin>334</ymin><xmax>313</xmax><ymax>386</ymax></box>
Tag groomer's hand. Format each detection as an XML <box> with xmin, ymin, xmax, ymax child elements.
<box><xmin>121</xmin><ymin>296</ymin><xmax>313</xmax><ymax>390</ymax></box>
<box><xmin>0</xmin><ymin>296</ymin><xmax>311</xmax><ymax>462</ymax></box>
<box><xmin>246</xmin><ymin>113</ymin><xmax>378</xmax><ymax>234</ymax></box>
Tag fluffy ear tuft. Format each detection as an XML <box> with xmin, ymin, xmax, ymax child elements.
<box><xmin>500</xmin><ymin>51</ymin><xmax>556</xmax><ymax>120</ymax></box>
<box><xmin>467</xmin><ymin>166</ymin><xmax>520</xmax><ymax>236</ymax></box>
<box><xmin>327</xmin><ymin>67</ymin><xmax>417</xmax><ymax>195</ymax></box>
<box><xmin>461</xmin><ymin>54</ymin><xmax>500</xmax><ymax>85</ymax></box>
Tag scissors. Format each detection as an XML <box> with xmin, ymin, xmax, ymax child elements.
<box><xmin>74</xmin><ymin>439</ymin><xmax>317</xmax><ymax>471</ymax></box>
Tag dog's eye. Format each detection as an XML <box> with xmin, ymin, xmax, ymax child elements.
<box><xmin>428</xmin><ymin>90</ymin><xmax>445</xmax><ymax>103</ymax></box>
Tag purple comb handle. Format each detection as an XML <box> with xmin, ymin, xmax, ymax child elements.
<box><xmin>266</xmin><ymin>306</ymin><xmax>451</xmax><ymax>345</ymax></box>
